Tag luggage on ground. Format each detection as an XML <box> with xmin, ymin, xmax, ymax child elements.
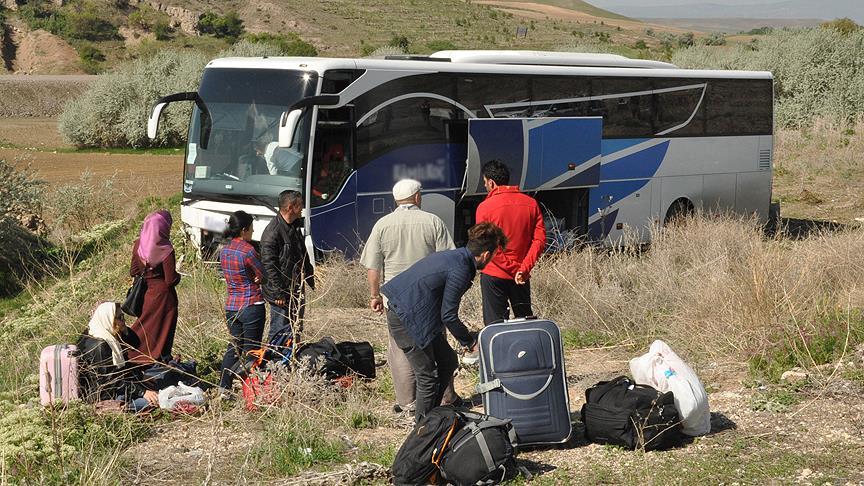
<box><xmin>391</xmin><ymin>406</ymin><xmax>517</xmax><ymax>486</ymax></box>
<box><xmin>295</xmin><ymin>337</ymin><xmax>376</xmax><ymax>380</ymax></box>
<box><xmin>142</xmin><ymin>359</ymin><xmax>200</xmax><ymax>389</ymax></box>
<box><xmin>391</xmin><ymin>406</ymin><xmax>464</xmax><ymax>485</ymax></box>
<box><xmin>39</xmin><ymin>344</ymin><xmax>80</xmax><ymax>406</ymax></box>
<box><xmin>629</xmin><ymin>340</ymin><xmax>711</xmax><ymax>436</ymax></box>
<box><xmin>157</xmin><ymin>381</ymin><xmax>206</xmax><ymax>410</ymax></box>
<box><xmin>242</xmin><ymin>371</ymin><xmax>278</xmax><ymax>411</ymax></box>
<box><xmin>581</xmin><ymin>376</ymin><xmax>682</xmax><ymax>451</ymax></box>
<box><xmin>439</xmin><ymin>411</ymin><xmax>517</xmax><ymax>486</ymax></box>
<box><xmin>476</xmin><ymin>318</ymin><xmax>571</xmax><ymax>446</ymax></box>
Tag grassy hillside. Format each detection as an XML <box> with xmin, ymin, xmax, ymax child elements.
<box><xmin>2</xmin><ymin>0</ymin><xmax>674</xmax><ymax>73</ymax></box>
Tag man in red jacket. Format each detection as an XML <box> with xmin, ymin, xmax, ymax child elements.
<box><xmin>475</xmin><ymin>159</ymin><xmax>546</xmax><ymax>325</ymax></box>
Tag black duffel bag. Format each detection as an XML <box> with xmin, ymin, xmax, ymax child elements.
<box><xmin>581</xmin><ymin>375</ymin><xmax>682</xmax><ymax>451</ymax></box>
<box><xmin>295</xmin><ymin>337</ymin><xmax>375</xmax><ymax>380</ymax></box>
<box><xmin>439</xmin><ymin>411</ymin><xmax>517</xmax><ymax>486</ymax></box>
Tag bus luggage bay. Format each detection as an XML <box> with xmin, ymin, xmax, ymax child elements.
<box><xmin>147</xmin><ymin>50</ymin><xmax>773</xmax><ymax>258</ymax></box>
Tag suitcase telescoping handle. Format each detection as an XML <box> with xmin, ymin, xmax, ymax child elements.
<box><xmin>503</xmin><ymin>316</ymin><xmax>538</xmax><ymax>323</ymax></box>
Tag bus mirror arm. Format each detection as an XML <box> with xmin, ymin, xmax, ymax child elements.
<box><xmin>278</xmin><ymin>95</ymin><xmax>341</xmax><ymax>149</ymax></box>
<box><xmin>148</xmin><ymin>92</ymin><xmax>212</xmax><ymax>149</ymax></box>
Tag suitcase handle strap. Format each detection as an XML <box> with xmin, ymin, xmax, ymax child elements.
<box><xmin>475</xmin><ymin>375</ymin><xmax>554</xmax><ymax>401</ymax></box>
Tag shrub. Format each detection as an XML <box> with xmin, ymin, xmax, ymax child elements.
<box><xmin>59</xmin><ymin>49</ymin><xmax>208</xmax><ymax>148</ymax></box>
<box><xmin>243</xmin><ymin>32</ymin><xmax>317</xmax><ymax>56</ymax></box>
<box><xmin>197</xmin><ymin>11</ymin><xmax>244</xmax><ymax>41</ymax></box>
<box><xmin>153</xmin><ymin>19</ymin><xmax>173</xmax><ymax>40</ymax></box>
<box><xmin>673</xmin><ymin>27</ymin><xmax>864</xmax><ymax>128</ymax></box>
<box><xmin>77</xmin><ymin>42</ymin><xmax>105</xmax><ymax>74</ymax></box>
<box><xmin>47</xmin><ymin>170</ymin><xmax>121</xmax><ymax>237</ymax></box>
<box><xmin>821</xmin><ymin>17</ymin><xmax>860</xmax><ymax>35</ymax></box>
<box><xmin>0</xmin><ymin>160</ymin><xmax>49</xmax><ymax>296</ymax></box>
<box><xmin>365</xmin><ymin>45</ymin><xmax>407</xmax><ymax>58</ymax></box>
<box><xmin>387</xmin><ymin>34</ymin><xmax>410</xmax><ymax>51</ymax></box>
<box><xmin>64</xmin><ymin>1</ymin><xmax>120</xmax><ymax>41</ymax></box>
<box><xmin>17</xmin><ymin>0</ymin><xmax>67</xmax><ymax>36</ymax></box>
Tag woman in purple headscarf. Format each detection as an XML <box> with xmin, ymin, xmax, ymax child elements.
<box><xmin>128</xmin><ymin>210</ymin><xmax>180</xmax><ymax>364</ymax></box>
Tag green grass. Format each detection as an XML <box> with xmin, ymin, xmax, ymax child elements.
<box><xmin>561</xmin><ymin>328</ymin><xmax>611</xmax><ymax>349</ymax></box>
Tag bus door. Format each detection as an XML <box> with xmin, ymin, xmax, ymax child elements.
<box><xmin>307</xmin><ymin>105</ymin><xmax>359</xmax><ymax>255</ymax></box>
<box><xmin>465</xmin><ymin>117</ymin><xmax>602</xmax><ymax>242</ymax></box>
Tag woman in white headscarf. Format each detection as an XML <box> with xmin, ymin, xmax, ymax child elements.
<box><xmin>77</xmin><ymin>302</ymin><xmax>158</xmax><ymax>412</ymax></box>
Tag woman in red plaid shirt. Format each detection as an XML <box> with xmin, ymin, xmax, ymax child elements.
<box><xmin>218</xmin><ymin>211</ymin><xmax>266</xmax><ymax>398</ymax></box>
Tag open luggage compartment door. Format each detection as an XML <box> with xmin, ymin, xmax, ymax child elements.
<box><xmin>465</xmin><ymin>117</ymin><xmax>602</xmax><ymax>196</ymax></box>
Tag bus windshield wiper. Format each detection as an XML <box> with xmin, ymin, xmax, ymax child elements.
<box><xmin>245</xmin><ymin>195</ymin><xmax>279</xmax><ymax>215</ymax></box>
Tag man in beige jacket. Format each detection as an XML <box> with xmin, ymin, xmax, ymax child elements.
<box><xmin>360</xmin><ymin>179</ymin><xmax>458</xmax><ymax>412</ymax></box>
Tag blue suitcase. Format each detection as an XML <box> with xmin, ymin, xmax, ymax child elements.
<box><xmin>476</xmin><ymin>318</ymin><xmax>572</xmax><ymax>446</ymax></box>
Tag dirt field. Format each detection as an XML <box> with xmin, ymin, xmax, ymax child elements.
<box><xmin>0</xmin><ymin>118</ymin><xmax>181</xmax><ymax>201</ymax></box>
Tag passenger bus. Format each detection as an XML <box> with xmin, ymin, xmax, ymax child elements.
<box><xmin>148</xmin><ymin>50</ymin><xmax>773</xmax><ymax>258</ymax></box>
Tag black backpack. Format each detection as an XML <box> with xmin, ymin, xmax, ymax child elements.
<box><xmin>392</xmin><ymin>406</ymin><xmax>464</xmax><ymax>485</ymax></box>
<box><xmin>581</xmin><ymin>376</ymin><xmax>682</xmax><ymax>451</ymax></box>
<box><xmin>295</xmin><ymin>337</ymin><xmax>376</xmax><ymax>380</ymax></box>
<box><xmin>439</xmin><ymin>411</ymin><xmax>517</xmax><ymax>486</ymax></box>
<box><xmin>392</xmin><ymin>407</ymin><xmax>517</xmax><ymax>486</ymax></box>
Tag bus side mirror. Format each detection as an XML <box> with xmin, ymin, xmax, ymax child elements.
<box><xmin>278</xmin><ymin>109</ymin><xmax>303</xmax><ymax>148</ymax></box>
<box><xmin>147</xmin><ymin>101</ymin><xmax>168</xmax><ymax>140</ymax></box>
<box><xmin>148</xmin><ymin>92</ymin><xmax>211</xmax><ymax>149</ymax></box>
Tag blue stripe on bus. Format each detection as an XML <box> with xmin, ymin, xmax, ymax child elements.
<box><xmin>601</xmin><ymin>138</ymin><xmax>651</xmax><ymax>156</ymax></box>
<box><xmin>589</xmin><ymin>179</ymin><xmax>650</xmax><ymax>215</ymax></box>
<box><xmin>599</xmin><ymin>141</ymin><xmax>669</xmax><ymax>181</ymax></box>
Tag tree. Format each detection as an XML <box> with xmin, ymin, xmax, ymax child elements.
<box><xmin>821</xmin><ymin>18</ymin><xmax>860</xmax><ymax>35</ymax></box>
<box><xmin>197</xmin><ymin>11</ymin><xmax>244</xmax><ymax>41</ymax></box>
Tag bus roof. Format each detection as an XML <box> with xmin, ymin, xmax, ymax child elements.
<box><xmin>207</xmin><ymin>51</ymin><xmax>772</xmax><ymax>80</ymax></box>
<box><xmin>429</xmin><ymin>50</ymin><xmax>678</xmax><ymax>69</ymax></box>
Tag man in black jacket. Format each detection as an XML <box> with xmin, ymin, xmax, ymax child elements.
<box><xmin>261</xmin><ymin>190</ymin><xmax>314</xmax><ymax>345</ymax></box>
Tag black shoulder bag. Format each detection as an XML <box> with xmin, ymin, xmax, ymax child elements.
<box><xmin>121</xmin><ymin>271</ymin><xmax>147</xmax><ymax>317</ymax></box>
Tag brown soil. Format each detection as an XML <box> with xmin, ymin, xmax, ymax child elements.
<box><xmin>7</xmin><ymin>20</ymin><xmax>83</xmax><ymax>75</ymax></box>
<box><xmin>476</xmin><ymin>1</ymin><xmax>691</xmax><ymax>34</ymax></box>
<box><xmin>0</xmin><ymin>118</ymin><xmax>181</xmax><ymax>202</ymax></box>
<box><xmin>0</xmin><ymin>76</ymin><xmax>94</xmax><ymax>117</ymax></box>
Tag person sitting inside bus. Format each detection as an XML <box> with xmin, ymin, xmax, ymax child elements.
<box><xmin>254</xmin><ymin>139</ymin><xmax>303</xmax><ymax>176</ymax></box>
<box><xmin>312</xmin><ymin>142</ymin><xmax>351</xmax><ymax>202</ymax></box>
<box><xmin>77</xmin><ymin>302</ymin><xmax>159</xmax><ymax>413</ymax></box>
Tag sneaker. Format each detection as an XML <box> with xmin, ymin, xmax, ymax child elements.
<box><xmin>461</xmin><ymin>349</ymin><xmax>479</xmax><ymax>366</ymax></box>
<box><xmin>393</xmin><ymin>401</ymin><xmax>415</xmax><ymax>414</ymax></box>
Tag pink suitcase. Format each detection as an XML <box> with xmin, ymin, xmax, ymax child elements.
<box><xmin>39</xmin><ymin>345</ymin><xmax>79</xmax><ymax>406</ymax></box>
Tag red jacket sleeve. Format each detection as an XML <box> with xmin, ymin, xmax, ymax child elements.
<box><xmin>518</xmin><ymin>203</ymin><xmax>546</xmax><ymax>277</ymax></box>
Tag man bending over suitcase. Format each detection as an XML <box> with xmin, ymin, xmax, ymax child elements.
<box><xmin>360</xmin><ymin>179</ymin><xmax>458</xmax><ymax>414</ymax></box>
<box><xmin>381</xmin><ymin>222</ymin><xmax>507</xmax><ymax>421</ymax></box>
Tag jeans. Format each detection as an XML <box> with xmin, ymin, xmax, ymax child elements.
<box><xmin>220</xmin><ymin>304</ymin><xmax>266</xmax><ymax>389</ymax></box>
<box><xmin>267</xmin><ymin>291</ymin><xmax>306</xmax><ymax>344</ymax></box>
<box><xmin>387</xmin><ymin>309</ymin><xmax>458</xmax><ymax>422</ymax></box>
<box><xmin>117</xmin><ymin>394</ymin><xmax>151</xmax><ymax>413</ymax></box>
<box><xmin>480</xmin><ymin>273</ymin><xmax>533</xmax><ymax>325</ymax></box>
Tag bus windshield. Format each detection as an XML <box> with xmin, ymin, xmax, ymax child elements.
<box><xmin>183</xmin><ymin>68</ymin><xmax>317</xmax><ymax>201</ymax></box>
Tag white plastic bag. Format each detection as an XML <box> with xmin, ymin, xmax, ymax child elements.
<box><xmin>629</xmin><ymin>340</ymin><xmax>710</xmax><ymax>436</ymax></box>
<box><xmin>157</xmin><ymin>381</ymin><xmax>206</xmax><ymax>410</ymax></box>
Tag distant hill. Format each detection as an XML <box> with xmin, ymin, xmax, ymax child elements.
<box><xmin>505</xmin><ymin>0</ymin><xmax>633</xmax><ymax>20</ymax></box>
<box><xmin>601</xmin><ymin>0</ymin><xmax>864</xmax><ymax>23</ymax></box>
<box><xmin>650</xmin><ymin>17</ymin><xmax>821</xmax><ymax>33</ymax></box>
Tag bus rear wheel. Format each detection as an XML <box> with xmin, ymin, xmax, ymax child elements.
<box><xmin>664</xmin><ymin>198</ymin><xmax>694</xmax><ymax>226</ymax></box>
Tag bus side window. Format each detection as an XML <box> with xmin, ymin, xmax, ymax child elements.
<box><xmin>311</xmin><ymin>106</ymin><xmax>354</xmax><ymax>207</ymax></box>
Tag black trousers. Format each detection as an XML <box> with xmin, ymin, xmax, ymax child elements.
<box><xmin>387</xmin><ymin>309</ymin><xmax>458</xmax><ymax>421</ymax></box>
<box><xmin>480</xmin><ymin>273</ymin><xmax>533</xmax><ymax>325</ymax></box>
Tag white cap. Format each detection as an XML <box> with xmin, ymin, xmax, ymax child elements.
<box><xmin>392</xmin><ymin>179</ymin><xmax>422</xmax><ymax>201</ymax></box>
